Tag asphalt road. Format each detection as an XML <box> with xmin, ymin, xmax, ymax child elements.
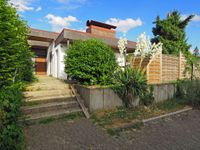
<box><xmin>24</xmin><ymin>110</ymin><xmax>200</xmax><ymax>150</ymax></box>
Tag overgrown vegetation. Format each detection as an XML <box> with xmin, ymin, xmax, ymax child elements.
<box><xmin>0</xmin><ymin>0</ymin><xmax>34</xmax><ymax>149</ymax></box>
<box><xmin>0</xmin><ymin>84</ymin><xmax>26</xmax><ymax>150</ymax></box>
<box><xmin>65</xmin><ymin>39</ymin><xmax>118</xmax><ymax>85</ymax></box>
<box><xmin>0</xmin><ymin>1</ymin><xmax>34</xmax><ymax>87</ymax></box>
<box><xmin>92</xmin><ymin>99</ymin><xmax>187</xmax><ymax>134</ymax></box>
<box><xmin>176</xmin><ymin>79</ymin><xmax>200</xmax><ymax>108</ymax></box>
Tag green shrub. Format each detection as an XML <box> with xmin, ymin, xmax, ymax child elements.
<box><xmin>65</xmin><ymin>39</ymin><xmax>118</xmax><ymax>85</ymax></box>
<box><xmin>0</xmin><ymin>0</ymin><xmax>34</xmax><ymax>88</ymax></box>
<box><xmin>0</xmin><ymin>84</ymin><xmax>26</xmax><ymax>150</ymax></box>
<box><xmin>176</xmin><ymin>79</ymin><xmax>200</xmax><ymax>107</ymax></box>
<box><xmin>0</xmin><ymin>1</ymin><xmax>34</xmax><ymax>149</ymax></box>
<box><xmin>112</xmin><ymin>68</ymin><xmax>154</xmax><ymax>107</ymax></box>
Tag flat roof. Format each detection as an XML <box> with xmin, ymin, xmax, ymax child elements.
<box><xmin>28</xmin><ymin>28</ymin><xmax>59</xmax><ymax>42</ymax></box>
<box><xmin>28</xmin><ymin>27</ymin><xmax>136</xmax><ymax>52</ymax></box>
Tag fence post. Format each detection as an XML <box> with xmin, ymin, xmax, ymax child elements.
<box><xmin>178</xmin><ymin>51</ymin><xmax>182</xmax><ymax>79</ymax></box>
<box><xmin>160</xmin><ymin>53</ymin><xmax>162</xmax><ymax>83</ymax></box>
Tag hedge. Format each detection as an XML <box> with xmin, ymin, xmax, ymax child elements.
<box><xmin>0</xmin><ymin>0</ymin><xmax>34</xmax><ymax>149</ymax></box>
<box><xmin>0</xmin><ymin>84</ymin><xmax>26</xmax><ymax>150</ymax></box>
<box><xmin>64</xmin><ymin>39</ymin><xmax>118</xmax><ymax>85</ymax></box>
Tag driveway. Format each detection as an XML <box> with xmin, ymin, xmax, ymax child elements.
<box><xmin>24</xmin><ymin>110</ymin><xmax>200</xmax><ymax>150</ymax></box>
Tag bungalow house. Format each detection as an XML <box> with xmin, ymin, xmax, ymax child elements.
<box><xmin>28</xmin><ymin>20</ymin><xmax>137</xmax><ymax>79</ymax></box>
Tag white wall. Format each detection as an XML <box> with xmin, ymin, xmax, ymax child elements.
<box><xmin>47</xmin><ymin>42</ymin><xmax>54</xmax><ymax>76</ymax></box>
<box><xmin>46</xmin><ymin>41</ymin><xmax>124</xmax><ymax>80</ymax></box>
<box><xmin>59</xmin><ymin>43</ymin><xmax>68</xmax><ymax>79</ymax></box>
<box><xmin>47</xmin><ymin>41</ymin><xmax>69</xmax><ymax>79</ymax></box>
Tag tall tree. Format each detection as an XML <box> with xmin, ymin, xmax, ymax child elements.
<box><xmin>193</xmin><ymin>46</ymin><xmax>199</xmax><ymax>56</ymax></box>
<box><xmin>151</xmin><ymin>11</ymin><xmax>194</xmax><ymax>55</ymax></box>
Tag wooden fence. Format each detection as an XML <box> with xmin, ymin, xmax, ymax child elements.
<box><xmin>131</xmin><ymin>52</ymin><xmax>200</xmax><ymax>84</ymax></box>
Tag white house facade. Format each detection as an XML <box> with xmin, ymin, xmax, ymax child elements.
<box><xmin>28</xmin><ymin>20</ymin><xmax>136</xmax><ymax>79</ymax></box>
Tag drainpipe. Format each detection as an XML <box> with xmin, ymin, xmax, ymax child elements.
<box><xmin>66</xmin><ymin>39</ymin><xmax>70</xmax><ymax>79</ymax></box>
<box><xmin>66</xmin><ymin>39</ymin><xmax>70</xmax><ymax>48</ymax></box>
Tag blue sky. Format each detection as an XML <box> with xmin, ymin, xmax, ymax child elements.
<box><xmin>10</xmin><ymin>0</ymin><xmax>200</xmax><ymax>50</ymax></box>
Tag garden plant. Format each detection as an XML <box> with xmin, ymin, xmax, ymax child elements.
<box><xmin>0</xmin><ymin>0</ymin><xmax>34</xmax><ymax>149</ymax></box>
<box><xmin>113</xmin><ymin>33</ymin><xmax>162</xmax><ymax>107</ymax></box>
<box><xmin>65</xmin><ymin>39</ymin><xmax>118</xmax><ymax>85</ymax></box>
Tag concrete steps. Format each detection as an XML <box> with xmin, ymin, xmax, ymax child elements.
<box><xmin>22</xmin><ymin>76</ymin><xmax>82</xmax><ymax>123</ymax></box>
<box><xmin>25</xmin><ymin>95</ymin><xmax>76</xmax><ymax>104</ymax></box>
<box><xmin>24</xmin><ymin>89</ymin><xmax>72</xmax><ymax>99</ymax></box>
<box><xmin>22</xmin><ymin>101</ymin><xmax>79</xmax><ymax>114</ymax></box>
<box><xmin>25</xmin><ymin>84</ymin><xmax>70</xmax><ymax>91</ymax></box>
<box><xmin>23</xmin><ymin>108</ymin><xmax>82</xmax><ymax>123</ymax></box>
<box><xmin>22</xmin><ymin>96</ymin><xmax>81</xmax><ymax>123</ymax></box>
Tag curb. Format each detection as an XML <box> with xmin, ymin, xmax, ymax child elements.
<box><xmin>113</xmin><ymin>107</ymin><xmax>193</xmax><ymax>131</ymax></box>
<box><xmin>142</xmin><ymin>107</ymin><xmax>192</xmax><ymax>124</ymax></box>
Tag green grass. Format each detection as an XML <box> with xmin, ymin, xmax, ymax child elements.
<box><xmin>107</xmin><ymin>128</ymin><xmax>119</xmax><ymax>136</ymax></box>
<box><xmin>22</xmin><ymin>101</ymin><xmax>40</xmax><ymax>106</ymax></box>
<box><xmin>131</xmin><ymin>121</ymin><xmax>144</xmax><ymax>130</ymax></box>
<box><xmin>156</xmin><ymin>99</ymin><xmax>181</xmax><ymax>111</ymax></box>
<box><xmin>38</xmin><ymin>112</ymin><xmax>83</xmax><ymax>125</ymax></box>
<box><xmin>39</xmin><ymin>117</ymin><xmax>54</xmax><ymax>124</ymax></box>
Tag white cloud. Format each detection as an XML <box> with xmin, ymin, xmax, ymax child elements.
<box><xmin>35</xmin><ymin>6</ymin><xmax>42</xmax><ymax>12</ymax></box>
<box><xmin>9</xmin><ymin>0</ymin><xmax>42</xmax><ymax>12</ymax></box>
<box><xmin>193</xmin><ymin>14</ymin><xmax>200</xmax><ymax>22</ymax></box>
<box><xmin>45</xmin><ymin>14</ymin><xmax>78</xmax><ymax>32</ymax></box>
<box><xmin>9</xmin><ymin>0</ymin><xmax>34</xmax><ymax>12</ymax></box>
<box><xmin>181</xmin><ymin>14</ymin><xmax>200</xmax><ymax>22</ymax></box>
<box><xmin>106</xmin><ymin>18</ymin><xmax>143</xmax><ymax>33</ymax></box>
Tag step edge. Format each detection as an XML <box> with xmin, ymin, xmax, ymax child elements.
<box><xmin>21</xmin><ymin>101</ymin><xmax>78</xmax><ymax>110</ymax></box>
<box><xmin>24</xmin><ymin>109</ymin><xmax>82</xmax><ymax>121</ymax></box>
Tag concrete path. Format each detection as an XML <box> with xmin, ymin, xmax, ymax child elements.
<box><xmin>24</xmin><ymin>110</ymin><xmax>200</xmax><ymax>150</ymax></box>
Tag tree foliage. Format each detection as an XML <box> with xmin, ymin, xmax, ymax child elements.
<box><xmin>0</xmin><ymin>0</ymin><xmax>34</xmax><ymax>88</ymax></box>
<box><xmin>65</xmin><ymin>39</ymin><xmax>118</xmax><ymax>85</ymax></box>
<box><xmin>151</xmin><ymin>11</ymin><xmax>194</xmax><ymax>55</ymax></box>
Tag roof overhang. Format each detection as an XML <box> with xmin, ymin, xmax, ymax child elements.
<box><xmin>28</xmin><ymin>40</ymin><xmax>50</xmax><ymax>49</ymax></box>
<box><xmin>55</xmin><ymin>29</ymin><xmax>136</xmax><ymax>52</ymax></box>
<box><xmin>28</xmin><ymin>28</ymin><xmax>59</xmax><ymax>42</ymax></box>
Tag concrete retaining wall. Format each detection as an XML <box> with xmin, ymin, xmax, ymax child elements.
<box><xmin>75</xmin><ymin>85</ymin><xmax>123</xmax><ymax>112</ymax></box>
<box><xmin>152</xmin><ymin>83</ymin><xmax>176</xmax><ymax>103</ymax></box>
<box><xmin>75</xmin><ymin>83</ymin><xmax>177</xmax><ymax>112</ymax></box>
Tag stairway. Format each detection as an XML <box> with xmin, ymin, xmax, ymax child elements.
<box><xmin>22</xmin><ymin>76</ymin><xmax>82</xmax><ymax>123</ymax></box>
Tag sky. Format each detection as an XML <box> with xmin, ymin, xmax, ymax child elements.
<box><xmin>9</xmin><ymin>0</ymin><xmax>200</xmax><ymax>50</ymax></box>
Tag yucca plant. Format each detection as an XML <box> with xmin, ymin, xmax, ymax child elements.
<box><xmin>112</xmin><ymin>68</ymin><xmax>148</xmax><ymax>107</ymax></box>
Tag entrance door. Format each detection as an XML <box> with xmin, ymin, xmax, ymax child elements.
<box><xmin>35</xmin><ymin>57</ymin><xmax>47</xmax><ymax>75</ymax></box>
<box><xmin>32</xmin><ymin>48</ymin><xmax>47</xmax><ymax>75</ymax></box>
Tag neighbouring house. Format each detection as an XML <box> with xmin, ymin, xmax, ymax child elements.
<box><xmin>28</xmin><ymin>20</ymin><xmax>136</xmax><ymax>79</ymax></box>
